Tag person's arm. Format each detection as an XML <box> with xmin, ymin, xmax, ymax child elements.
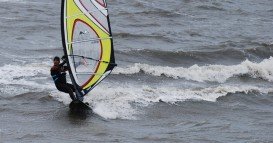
<box><xmin>59</xmin><ymin>60</ymin><xmax>67</xmax><ymax>67</ymax></box>
<box><xmin>63</xmin><ymin>66</ymin><xmax>70</xmax><ymax>71</ymax></box>
<box><xmin>60</xmin><ymin>55</ymin><xmax>68</xmax><ymax>66</ymax></box>
<box><xmin>59</xmin><ymin>55</ymin><xmax>71</xmax><ymax>71</ymax></box>
<box><xmin>59</xmin><ymin>58</ymin><xmax>68</xmax><ymax>72</ymax></box>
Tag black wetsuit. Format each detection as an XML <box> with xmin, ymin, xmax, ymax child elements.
<box><xmin>50</xmin><ymin>61</ymin><xmax>76</xmax><ymax>101</ymax></box>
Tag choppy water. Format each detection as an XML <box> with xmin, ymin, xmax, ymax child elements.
<box><xmin>0</xmin><ymin>0</ymin><xmax>273</xmax><ymax>142</ymax></box>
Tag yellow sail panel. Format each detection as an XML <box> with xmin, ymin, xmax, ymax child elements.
<box><xmin>62</xmin><ymin>0</ymin><xmax>116</xmax><ymax>96</ymax></box>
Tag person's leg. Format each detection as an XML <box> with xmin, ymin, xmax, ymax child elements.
<box><xmin>67</xmin><ymin>83</ymin><xmax>75</xmax><ymax>92</ymax></box>
<box><xmin>56</xmin><ymin>84</ymin><xmax>76</xmax><ymax>101</ymax></box>
<box><xmin>66</xmin><ymin>83</ymin><xmax>83</xmax><ymax>101</ymax></box>
<box><xmin>66</xmin><ymin>86</ymin><xmax>77</xmax><ymax>101</ymax></box>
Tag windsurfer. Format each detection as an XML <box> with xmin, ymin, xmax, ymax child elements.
<box><xmin>50</xmin><ymin>56</ymin><xmax>77</xmax><ymax>101</ymax></box>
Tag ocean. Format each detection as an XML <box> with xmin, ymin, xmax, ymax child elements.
<box><xmin>0</xmin><ymin>0</ymin><xmax>273</xmax><ymax>142</ymax></box>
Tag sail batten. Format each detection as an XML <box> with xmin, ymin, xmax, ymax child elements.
<box><xmin>76</xmin><ymin>72</ymin><xmax>106</xmax><ymax>76</ymax></box>
<box><xmin>61</xmin><ymin>0</ymin><xmax>116</xmax><ymax>97</ymax></box>
<box><xmin>69</xmin><ymin>54</ymin><xmax>115</xmax><ymax>64</ymax></box>
<box><xmin>66</xmin><ymin>37</ymin><xmax>112</xmax><ymax>45</ymax></box>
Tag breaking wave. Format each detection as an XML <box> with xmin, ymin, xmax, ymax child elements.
<box><xmin>114</xmin><ymin>57</ymin><xmax>273</xmax><ymax>83</ymax></box>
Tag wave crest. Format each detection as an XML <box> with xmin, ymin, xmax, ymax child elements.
<box><xmin>114</xmin><ymin>57</ymin><xmax>273</xmax><ymax>83</ymax></box>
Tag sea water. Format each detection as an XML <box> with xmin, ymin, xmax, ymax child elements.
<box><xmin>0</xmin><ymin>0</ymin><xmax>273</xmax><ymax>142</ymax></box>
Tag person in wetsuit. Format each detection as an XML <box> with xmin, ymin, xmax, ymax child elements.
<box><xmin>50</xmin><ymin>56</ymin><xmax>77</xmax><ymax>101</ymax></box>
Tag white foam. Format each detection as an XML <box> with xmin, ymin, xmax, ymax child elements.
<box><xmin>0</xmin><ymin>84</ymin><xmax>30</xmax><ymax>96</ymax></box>
<box><xmin>0</xmin><ymin>62</ymin><xmax>55</xmax><ymax>96</ymax></box>
<box><xmin>54</xmin><ymin>83</ymin><xmax>272</xmax><ymax>120</ymax></box>
<box><xmin>0</xmin><ymin>61</ymin><xmax>272</xmax><ymax>120</ymax></box>
<box><xmin>0</xmin><ymin>62</ymin><xmax>139</xmax><ymax>119</ymax></box>
<box><xmin>86</xmin><ymin>86</ymin><xmax>140</xmax><ymax>120</ymax></box>
<box><xmin>49</xmin><ymin>84</ymin><xmax>140</xmax><ymax>120</ymax></box>
<box><xmin>113</xmin><ymin>57</ymin><xmax>273</xmax><ymax>83</ymax></box>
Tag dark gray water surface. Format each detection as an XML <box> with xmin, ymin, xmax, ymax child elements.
<box><xmin>0</xmin><ymin>0</ymin><xmax>273</xmax><ymax>142</ymax></box>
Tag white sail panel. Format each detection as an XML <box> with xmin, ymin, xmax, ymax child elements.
<box><xmin>78</xmin><ymin>0</ymin><xmax>109</xmax><ymax>32</ymax></box>
<box><xmin>72</xmin><ymin>19</ymin><xmax>102</xmax><ymax>85</ymax></box>
<box><xmin>95</xmin><ymin>0</ymin><xmax>106</xmax><ymax>7</ymax></box>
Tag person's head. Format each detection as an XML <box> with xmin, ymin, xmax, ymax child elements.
<box><xmin>53</xmin><ymin>56</ymin><xmax>60</xmax><ymax>65</ymax></box>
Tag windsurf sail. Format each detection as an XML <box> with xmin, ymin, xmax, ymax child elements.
<box><xmin>61</xmin><ymin>0</ymin><xmax>116</xmax><ymax>99</ymax></box>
